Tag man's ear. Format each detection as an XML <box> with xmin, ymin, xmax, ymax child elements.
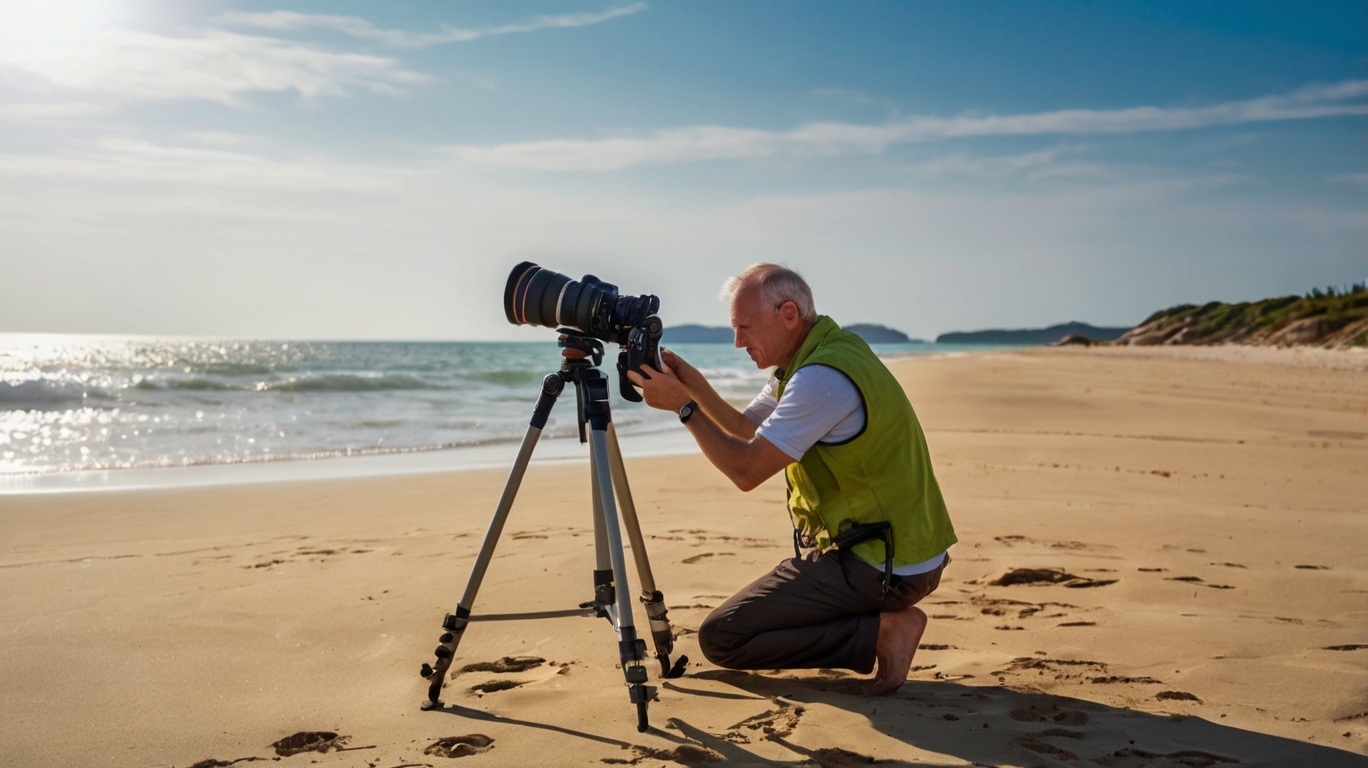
<box><xmin>779</xmin><ymin>301</ymin><xmax>802</xmax><ymax>330</ymax></box>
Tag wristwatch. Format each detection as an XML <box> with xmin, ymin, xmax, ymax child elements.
<box><xmin>678</xmin><ymin>400</ymin><xmax>698</xmax><ymax>424</ymax></box>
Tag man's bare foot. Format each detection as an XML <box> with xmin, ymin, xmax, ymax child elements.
<box><xmin>868</xmin><ymin>606</ymin><xmax>928</xmax><ymax>696</ymax></box>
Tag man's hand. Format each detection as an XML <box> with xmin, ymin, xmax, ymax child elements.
<box><xmin>626</xmin><ymin>361</ymin><xmax>691</xmax><ymax>413</ymax></box>
<box><xmin>659</xmin><ymin>348</ymin><xmax>701</xmax><ymax>392</ymax></box>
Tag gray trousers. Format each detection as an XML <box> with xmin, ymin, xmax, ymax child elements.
<box><xmin>697</xmin><ymin>549</ymin><xmax>948</xmax><ymax>674</ymax></box>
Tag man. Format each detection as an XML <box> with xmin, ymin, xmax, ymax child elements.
<box><xmin>627</xmin><ymin>263</ymin><xmax>956</xmax><ymax>695</ymax></box>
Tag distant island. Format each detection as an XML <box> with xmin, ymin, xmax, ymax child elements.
<box><xmin>936</xmin><ymin>322</ymin><xmax>1131</xmax><ymax>345</ymax></box>
<box><xmin>1117</xmin><ymin>283</ymin><xmax>1367</xmax><ymax>348</ymax></box>
<box><xmin>662</xmin><ymin>324</ymin><xmax>732</xmax><ymax>343</ymax></box>
<box><xmin>664</xmin><ymin>323</ymin><xmax>925</xmax><ymax>345</ymax></box>
<box><xmin>664</xmin><ymin>285</ymin><xmax>1368</xmax><ymax>349</ymax></box>
<box><xmin>845</xmin><ymin>324</ymin><xmax>926</xmax><ymax>344</ymax></box>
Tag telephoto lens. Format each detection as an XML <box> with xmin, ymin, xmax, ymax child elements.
<box><xmin>504</xmin><ymin>262</ymin><xmax>612</xmax><ymax>335</ymax></box>
<box><xmin>504</xmin><ymin>262</ymin><xmax>658</xmax><ymax>344</ymax></box>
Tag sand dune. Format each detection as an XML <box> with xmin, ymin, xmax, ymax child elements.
<box><xmin>1</xmin><ymin>346</ymin><xmax>1364</xmax><ymax>766</ymax></box>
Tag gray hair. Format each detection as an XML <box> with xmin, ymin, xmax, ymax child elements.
<box><xmin>720</xmin><ymin>263</ymin><xmax>818</xmax><ymax>326</ymax></box>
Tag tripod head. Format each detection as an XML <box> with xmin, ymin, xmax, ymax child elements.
<box><xmin>557</xmin><ymin>329</ymin><xmax>605</xmax><ymax>367</ymax></box>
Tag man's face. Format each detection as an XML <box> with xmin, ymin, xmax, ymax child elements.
<box><xmin>729</xmin><ymin>281</ymin><xmax>799</xmax><ymax>370</ymax></box>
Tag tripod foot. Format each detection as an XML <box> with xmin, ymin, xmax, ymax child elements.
<box><xmin>628</xmin><ymin>684</ymin><xmax>656</xmax><ymax>732</ymax></box>
<box><xmin>662</xmin><ymin>654</ymin><xmax>689</xmax><ymax>679</ymax></box>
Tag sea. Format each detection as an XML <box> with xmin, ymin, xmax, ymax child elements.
<box><xmin>0</xmin><ymin>334</ymin><xmax>988</xmax><ymax>491</ymax></box>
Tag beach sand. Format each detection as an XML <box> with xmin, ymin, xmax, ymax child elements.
<box><xmin>2</xmin><ymin>347</ymin><xmax>1365</xmax><ymax>767</ymax></box>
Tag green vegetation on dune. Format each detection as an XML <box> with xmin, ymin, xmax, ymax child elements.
<box><xmin>1122</xmin><ymin>282</ymin><xmax>1368</xmax><ymax>348</ymax></box>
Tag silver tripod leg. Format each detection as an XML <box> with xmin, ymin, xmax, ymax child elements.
<box><xmin>420</xmin><ymin>420</ymin><xmax>544</xmax><ymax>709</ymax></box>
<box><xmin>588</xmin><ymin>424</ymin><xmax>654</xmax><ymax>730</ymax></box>
<box><xmin>605</xmin><ymin>424</ymin><xmax>683</xmax><ymax>677</ymax></box>
<box><xmin>589</xmin><ymin>427</ymin><xmax>638</xmax><ymax>632</ymax></box>
<box><xmin>589</xmin><ymin>437</ymin><xmax>613</xmax><ymax>609</ymax></box>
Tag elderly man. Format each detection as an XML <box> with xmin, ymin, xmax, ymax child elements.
<box><xmin>628</xmin><ymin>263</ymin><xmax>956</xmax><ymax>695</ymax></box>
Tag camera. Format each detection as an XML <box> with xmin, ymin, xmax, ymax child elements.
<box><xmin>504</xmin><ymin>262</ymin><xmax>663</xmax><ymax>402</ymax></box>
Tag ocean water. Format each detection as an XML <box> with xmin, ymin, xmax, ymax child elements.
<box><xmin>0</xmin><ymin>333</ymin><xmax>982</xmax><ymax>478</ymax></box>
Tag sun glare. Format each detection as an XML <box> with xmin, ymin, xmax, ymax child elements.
<box><xmin>0</xmin><ymin>0</ymin><xmax>127</xmax><ymax>61</ymax></box>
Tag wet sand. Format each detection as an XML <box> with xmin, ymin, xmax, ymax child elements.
<box><xmin>1</xmin><ymin>346</ymin><xmax>1365</xmax><ymax>766</ymax></box>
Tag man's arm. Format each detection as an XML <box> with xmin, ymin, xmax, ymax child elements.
<box><xmin>627</xmin><ymin>360</ymin><xmax>791</xmax><ymax>491</ymax></box>
<box><xmin>681</xmin><ymin>410</ymin><xmax>792</xmax><ymax>492</ymax></box>
<box><xmin>658</xmin><ymin>348</ymin><xmax>758</xmax><ymax>439</ymax></box>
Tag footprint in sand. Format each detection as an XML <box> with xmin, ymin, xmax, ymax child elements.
<box><xmin>1009</xmin><ymin>704</ymin><xmax>1090</xmax><ymax>726</ymax></box>
<box><xmin>1090</xmin><ymin>675</ymin><xmax>1163</xmax><ymax>685</ymax></box>
<box><xmin>808</xmin><ymin>747</ymin><xmax>898</xmax><ymax>766</ymax></box>
<box><xmin>1013</xmin><ymin>733</ymin><xmax>1083</xmax><ymax>763</ymax></box>
<box><xmin>470</xmin><ymin>679</ymin><xmax>525</xmax><ymax>694</ymax></box>
<box><xmin>270</xmin><ymin>732</ymin><xmax>349</xmax><ymax>756</ymax></box>
<box><xmin>988</xmin><ymin>568</ymin><xmax>1117</xmax><ymax>589</ymax></box>
<box><xmin>997</xmin><ymin>657</ymin><xmax>1107</xmax><ymax>683</ymax></box>
<box><xmin>458</xmin><ymin>655</ymin><xmax>545</xmax><ymax>674</ymax></box>
<box><xmin>1166</xmin><ymin>576</ymin><xmax>1234</xmax><ymax>590</ymax></box>
<box><xmin>1093</xmin><ymin>747</ymin><xmax>1238</xmax><ymax>767</ymax></box>
<box><xmin>723</xmin><ymin>700</ymin><xmax>806</xmax><ymax>744</ymax></box>
<box><xmin>424</xmin><ymin>734</ymin><xmax>494</xmax><ymax>758</ymax></box>
<box><xmin>682</xmin><ymin>552</ymin><xmax>735</xmax><ymax>564</ymax></box>
<box><xmin>602</xmin><ymin>745</ymin><xmax>724</xmax><ymax>765</ymax></box>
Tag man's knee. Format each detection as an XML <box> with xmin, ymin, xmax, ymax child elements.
<box><xmin>697</xmin><ymin>611</ymin><xmax>742</xmax><ymax>667</ymax></box>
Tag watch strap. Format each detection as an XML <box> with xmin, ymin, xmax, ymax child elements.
<box><xmin>678</xmin><ymin>400</ymin><xmax>699</xmax><ymax>424</ymax></box>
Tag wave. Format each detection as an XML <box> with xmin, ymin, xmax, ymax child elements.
<box><xmin>135</xmin><ymin>378</ymin><xmax>234</xmax><ymax>392</ymax></box>
<box><xmin>0</xmin><ymin>380</ymin><xmax>112</xmax><ymax>410</ymax></box>
<box><xmin>262</xmin><ymin>374</ymin><xmax>434</xmax><ymax>392</ymax></box>
<box><xmin>128</xmin><ymin>374</ymin><xmax>439</xmax><ymax>394</ymax></box>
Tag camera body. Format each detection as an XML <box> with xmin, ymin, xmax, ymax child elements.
<box><xmin>504</xmin><ymin>262</ymin><xmax>663</xmax><ymax>402</ymax></box>
<box><xmin>617</xmin><ymin>319</ymin><xmax>663</xmax><ymax>402</ymax></box>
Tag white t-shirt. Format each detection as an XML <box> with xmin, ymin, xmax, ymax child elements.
<box><xmin>742</xmin><ymin>364</ymin><xmax>946</xmax><ymax>576</ymax></box>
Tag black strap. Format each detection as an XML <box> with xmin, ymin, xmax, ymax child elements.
<box><xmin>831</xmin><ymin>521</ymin><xmax>894</xmax><ymax>599</ymax></box>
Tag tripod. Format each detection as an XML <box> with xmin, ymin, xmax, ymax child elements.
<box><xmin>420</xmin><ymin>331</ymin><xmax>687</xmax><ymax>732</ymax></box>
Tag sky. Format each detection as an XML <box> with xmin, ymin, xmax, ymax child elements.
<box><xmin>1</xmin><ymin>1</ymin><xmax>1364</xmax><ymax>342</ymax></box>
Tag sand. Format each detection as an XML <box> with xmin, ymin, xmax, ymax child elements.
<box><xmin>1</xmin><ymin>346</ymin><xmax>1365</xmax><ymax>767</ymax></box>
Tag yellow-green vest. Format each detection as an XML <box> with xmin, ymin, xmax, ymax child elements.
<box><xmin>778</xmin><ymin>316</ymin><xmax>957</xmax><ymax>568</ymax></box>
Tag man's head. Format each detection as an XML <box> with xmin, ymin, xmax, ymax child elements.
<box><xmin>720</xmin><ymin>263</ymin><xmax>818</xmax><ymax>371</ymax></box>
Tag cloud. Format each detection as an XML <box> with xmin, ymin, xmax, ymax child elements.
<box><xmin>0</xmin><ymin>136</ymin><xmax>409</xmax><ymax>197</ymax></box>
<box><xmin>0</xmin><ymin>29</ymin><xmax>427</xmax><ymax>106</ymax></box>
<box><xmin>442</xmin><ymin>80</ymin><xmax>1368</xmax><ymax>171</ymax></box>
<box><xmin>218</xmin><ymin>4</ymin><xmax>646</xmax><ymax>48</ymax></box>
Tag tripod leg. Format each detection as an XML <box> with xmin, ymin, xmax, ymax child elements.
<box><xmin>588</xmin><ymin>441</ymin><xmax>615</xmax><ymax>615</ymax></box>
<box><xmin>606</xmin><ymin>424</ymin><xmax>687</xmax><ymax>679</ymax></box>
<box><xmin>588</xmin><ymin>426</ymin><xmax>653</xmax><ymax>731</ymax></box>
<box><xmin>420</xmin><ymin>374</ymin><xmax>562</xmax><ymax>710</ymax></box>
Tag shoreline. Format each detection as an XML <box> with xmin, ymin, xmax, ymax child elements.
<box><xmin>0</xmin><ymin>426</ymin><xmax>703</xmax><ymax>494</ymax></box>
<box><xmin>5</xmin><ymin>343</ymin><xmax>1364</xmax><ymax>494</ymax></box>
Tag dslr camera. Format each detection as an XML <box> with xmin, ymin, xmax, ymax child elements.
<box><xmin>504</xmin><ymin>262</ymin><xmax>663</xmax><ymax>402</ymax></box>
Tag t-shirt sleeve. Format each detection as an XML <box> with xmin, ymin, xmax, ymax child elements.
<box><xmin>755</xmin><ymin>365</ymin><xmax>864</xmax><ymax>461</ymax></box>
<box><xmin>742</xmin><ymin>376</ymin><xmax>778</xmax><ymax>425</ymax></box>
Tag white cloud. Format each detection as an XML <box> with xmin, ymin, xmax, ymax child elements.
<box><xmin>0</xmin><ymin>29</ymin><xmax>427</xmax><ymax>106</ymax></box>
<box><xmin>218</xmin><ymin>4</ymin><xmax>646</xmax><ymax>48</ymax></box>
<box><xmin>443</xmin><ymin>80</ymin><xmax>1368</xmax><ymax>171</ymax></box>
<box><xmin>0</xmin><ymin>136</ymin><xmax>409</xmax><ymax>196</ymax></box>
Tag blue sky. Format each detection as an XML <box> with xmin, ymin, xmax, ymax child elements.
<box><xmin>1</xmin><ymin>1</ymin><xmax>1364</xmax><ymax>340</ymax></box>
